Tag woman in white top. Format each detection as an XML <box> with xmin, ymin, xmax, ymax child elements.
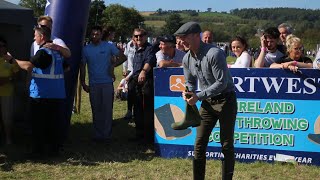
<box><xmin>228</xmin><ymin>36</ymin><xmax>252</xmax><ymax>68</ymax></box>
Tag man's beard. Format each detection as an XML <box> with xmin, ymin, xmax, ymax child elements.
<box><xmin>267</xmin><ymin>46</ymin><xmax>276</xmax><ymax>52</ymax></box>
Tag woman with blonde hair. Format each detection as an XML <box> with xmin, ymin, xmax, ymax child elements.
<box><xmin>270</xmin><ymin>34</ymin><xmax>312</xmax><ymax>72</ymax></box>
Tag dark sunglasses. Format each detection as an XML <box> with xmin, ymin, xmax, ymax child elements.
<box><xmin>0</xmin><ymin>44</ymin><xmax>6</xmax><ymax>48</ymax></box>
<box><xmin>134</xmin><ymin>34</ymin><xmax>145</xmax><ymax>38</ymax></box>
<box><xmin>293</xmin><ymin>47</ymin><xmax>304</xmax><ymax>51</ymax></box>
<box><xmin>34</xmin><ymin>24</ymin><xmax>48</xmax><ymax>28</ymax></box>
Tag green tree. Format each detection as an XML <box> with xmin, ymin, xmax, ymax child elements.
<box><xmin>19</xmin><ymin>0</ymin><xmax>46</xmax><ymax>17</ymax></box>
<box><xmin>156</xmin><ymin>8</ymin><xmax>163</xmax><ymax>15</ymax></box>
<box><xmin>162</xmin><ymin>13</ymin><xmax>183</xmax><ymax>35</ymax></box>
<box><xmin>211</xmin><ymin>28</ymin><xmax>231</xmax><ymax>42</ymax></box>
<box><xmin>236</xmin><ymin>25</ymin><xmax>256</xmax><ymax>40</ymax></box>
<box><xmin>248</xmin><ymin>37</ymin><xmax>260</xmax><ymax>49</ymax></box>
<box><xmin>86</xmin><ymin>0</ymin><xmax>106</xmax><ymax>36</ymax></box>
<box><xmin>299</xmin><ymin>29</ymin><xmax>320</xmax><ymax>50</ymax></box>
<box><xmin>102</xmin><ymin>4</ymin><xmax>144</xmax><ymax>42</ymax></box>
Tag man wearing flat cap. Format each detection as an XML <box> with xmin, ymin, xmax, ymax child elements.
<box><xmin>174</xmin><ymin>21</ymin><xmax>237</xmax><ymax>180</ymax></box>
<box><xmin>156</xmin><ymin>35</ymin><xmax>186</xmax><ymax>68</ymax></box>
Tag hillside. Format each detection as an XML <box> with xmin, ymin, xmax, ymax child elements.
<box><xmin>141</xmin><ymin>8</ymin><xmax>320</xmax><ymax>50</ymax></box>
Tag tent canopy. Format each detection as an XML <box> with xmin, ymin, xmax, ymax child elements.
<box><xmin>0</xmin><ymin>0</ymin><xmax>35</xmax><ymax>59</ymax></box>
<box><xmin>0</xmin><ymin>1</ymin><xmax>35</xmax><ymax>122</ymax></box>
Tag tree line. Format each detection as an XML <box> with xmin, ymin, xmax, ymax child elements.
<box><xmin>18</xmin><ymin>0</ymin><xmax>320</xmax><ymax>50</ymax></box>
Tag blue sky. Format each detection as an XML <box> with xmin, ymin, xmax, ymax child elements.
<box><xmin>6</xmin><ymin>0</ymin><xmax>320</xmax><ymax>12</ymax></box>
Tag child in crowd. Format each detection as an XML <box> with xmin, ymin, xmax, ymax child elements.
<box><xmin>115</xmin><ymin>77</ymin><xmax>128</xmax><ymax>101</ymax></box>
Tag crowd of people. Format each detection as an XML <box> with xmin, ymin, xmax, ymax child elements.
<box><xmin>1</xmin><ymin>15</ymin><xmax>320</xmax><ymax>179</ymax></box>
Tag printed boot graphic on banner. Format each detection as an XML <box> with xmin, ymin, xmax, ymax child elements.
<box><xmin>308</xmin><ymin>115</ymin><xmax>320</xmax><ymax>144</ymax></box>
<box><xmin>171</xmin><ymin>86</ymin><xmax>201</xmax><ymax>130</ymax></box>
<box><xmin>154</xmin><ymin>104</ymin><xmax>191</xmax><ymax>139</ymax></box>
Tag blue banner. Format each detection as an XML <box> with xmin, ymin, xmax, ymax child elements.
<box><xmin>154</xmin><ymin>68</ymin><xmax>320</xmax><ymax>165</ymax></box>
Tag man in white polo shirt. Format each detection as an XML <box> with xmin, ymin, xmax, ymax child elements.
<box><xmin>31</xmin><ymin>16</ymin><xmax>71</xmax><ymax>58</ymax></box>
<box><xmin>156</xmin><ymin>35</ymin><xmax>186</xmax><ymax>68</ymax></box>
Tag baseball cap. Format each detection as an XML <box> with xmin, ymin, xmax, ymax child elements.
<box><xmin>159</xmin><ymin>35</ymin><xmax>176</xmax><ymax>44</ymax></box>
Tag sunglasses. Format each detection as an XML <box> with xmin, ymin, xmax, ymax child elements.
<box><xmin>0</xmin><ymin>44</ymin><xmax>6</xmax><ymax>48</ymax></box>
<box><xmin>39</xmin><ymin>24</ymin><xmax>48</xmax><ymax>28</ymax></box>
<box><xmin>134</xmin><ymin>34</ymin><xmax>145</xmax><ymax>38</ymax></box>
<box><xmin>34</xmin><ymin>24</ymin><xmax>48</xmax><ymax>29</ymax></box>
<box><xmin>293</xmin><ymin>47</ymin><xmax>304</xmax><ymax>51</ymax></box>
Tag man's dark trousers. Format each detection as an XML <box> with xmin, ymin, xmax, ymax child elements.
<box><xmin>193</xmin><ymin>92</ymin><xmax>237</xmax><ymax>180</ymax></box>
<box><xmin>132</xmin><ymin>76</ymin><xmax>154</xmax><ymax>142</ymax></box>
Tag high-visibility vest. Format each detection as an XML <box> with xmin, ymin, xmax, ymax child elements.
<box><xmin>30</xmin><ymin>48</ymin><xmax>66</xmax><ymax>99</ymax></box>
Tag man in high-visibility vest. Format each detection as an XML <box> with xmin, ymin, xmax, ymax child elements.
<box><xmin>4</xmin><ymin>26</ymin><xmax>66</xmax><ymax>159</ymax></box>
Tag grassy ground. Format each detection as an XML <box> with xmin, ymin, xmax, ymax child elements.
<box><xmin>144</xmin><ymin>20</ymin><xmax>166</xmax><ymax>28</ymax></box>
<box><xmin>140</xmin><ymin>11</ymin><xmax>156</xmax><ymax>16</ymax></box>
<box><xmin>0</xmin><ymin>63</ymin><xmax>320</xmax><ymax>179</ymax></box>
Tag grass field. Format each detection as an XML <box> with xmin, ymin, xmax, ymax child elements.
<box><xmin>140</xmin><ymin>11</ymin><xmax>156</xmax><ymax>16</ymax></box>
<box><xmin>144</xmin><ymin>20</ymin><xmax>166</xmax><ymax>28</ymax></box>
<box><xmin>0</xmin><ymin>63</ymin><xmax>320</xmax><ymax>179</ymax></box>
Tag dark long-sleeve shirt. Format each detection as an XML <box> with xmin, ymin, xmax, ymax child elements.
<box><xmin>132</xmin><ymin>42</ymin><xmax>156</xmax><ymax>77</ymax></box>
<box><xmin>30</xmin><ymin>42</ymin><xmax>54</xmax><ymax>69</ymax></box>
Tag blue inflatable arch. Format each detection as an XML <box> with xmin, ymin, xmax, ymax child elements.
<box><xmin>45</xmin><ymin>0</ymin><xmax>91</xmax><ymax>126</ymax></box>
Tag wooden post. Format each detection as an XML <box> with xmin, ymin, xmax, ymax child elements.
<box><xmin>74</xmin><ymin>73</ymin><xmax>82</xmax><ymax>114</ymax></box>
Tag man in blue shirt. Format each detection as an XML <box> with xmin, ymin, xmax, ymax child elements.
<box><xmin>80</xmin><ymin>26</ymin><xmax>125</xmax><ymax>143</ymax></box>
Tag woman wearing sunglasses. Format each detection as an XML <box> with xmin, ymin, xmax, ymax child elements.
<box><xmin>270</xmin><ymin>34</ymin><xmax>312</xmax><ymax>72</ymax></box>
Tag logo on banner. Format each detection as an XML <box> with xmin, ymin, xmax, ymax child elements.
<box><xmin>45</xmin><ymin>0</ymin><xmax>51</xmax><ymax>15</ymax></box>
<box><xmin>169</xmin><ymin>75</ymin><xmax>185</xmax><ymax>92</ymax></box>
<box><xmin>308</xmin><ymin>115</ymin><xmax>320</xmax><ymax>145</ymax></box>
<box><xmin>46</xmin><ymin>0</ymin><xmax>51</xmax><ymax>8</ymax></box>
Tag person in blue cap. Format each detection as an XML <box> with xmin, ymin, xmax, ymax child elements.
<box><xmin>174</xmin><ymin>21</ymin><xmax>237</xmax><ymax>180</ymax></box>
<box><xmin>156</xmin><ymin>35</ymin><xmax>186</xmax><ymax>68</ymax></box>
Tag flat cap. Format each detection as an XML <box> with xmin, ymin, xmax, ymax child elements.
<box><xmin>159</xmin><ymin>35</ymin><xmax>176</xmax><ymax>44</ymax></box>
<box><xmin>174</xmin><ymin>22</ymin><xmax>201</xmax><ymax>36</ymax></box>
